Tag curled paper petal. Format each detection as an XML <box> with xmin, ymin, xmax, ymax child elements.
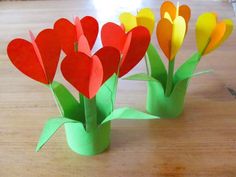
<box><xmin>7</xmin><ymin>29</ymin><xmax>60</xmax><ymax>84</ymax></box>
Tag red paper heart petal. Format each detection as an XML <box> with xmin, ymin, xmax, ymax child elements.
<box><xmin>35</xmin><ymin>29</ymin><xmax>61</xmax><ymax>83</ymax></box>
<box><xmin>7</xmin><ymin>39</ymin><xmax>48</xmax><ymax>84</ymax></box>
<box><xmin>119</xmin><ymin>26</ymin><xmax>150</xmax><ymax>77</ymax></box>
<box><xmin>54</xmin><ymin>18</ymin><xmax>77</xmax><ymax>55</ymax></box>
<box><xmin>101</xmin><ymin>22</ymin><xmax>127</xmax><ymax>52</ymax></box>
<box><xmin>95</xmin><ymin>46</ymin><xmax>120</xmax><ymax>83</ymax></box>
<box><xmin>78</xmin><ymin>35</ymin><xmax>91</xmax><ymax>56</ymax></box>
<box><xmin>54</xmin><ymin>17</ymin><xmax>98</xmax><ymax>55</ymax></box>
<box><xmin>61</xmin><ymin>52</ymin><xmax>103</xmax><ymax>99</ymax></box>
<box><xmin>81</xmin><ymin>16</ymin><xmax>99</xmax><ymax>49</ymax></box>
<box><xmin>7</xmin><ymin>29</ymin><xmax>60</xmax><ymax>84</ymax></box>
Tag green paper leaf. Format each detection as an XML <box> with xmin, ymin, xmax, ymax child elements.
<box><xmin>36</xmin><ymin>117</ymin><xmax>79</xmax><ymax>151</ymax></box>
<box><xmin>96</xmin><ymin>74</ymin><xmax>117</xmax><ymax>124</ymax></box>
<box><xmin>147</xmin><ymin>43</ymin><xmax>167</xmax><ymax>86</ymax></box>
<box><xmin>51</xmin><ymin>81</ymin><xmax>84</xmax><ymax>122</ymax></box>
<box><xmin>124</xmin><ymin>73</ymin><xmax>157</xmax><ymax>82</ymax></box>
<box><xmin>174</xmin><ymin>52</ymin><xmax>201</xmax><ymax>84</ymax></box>
<box><xmin>102</xmin><ymin>107</ymin><xmax>158</xmax><ymax>124</ymax></box>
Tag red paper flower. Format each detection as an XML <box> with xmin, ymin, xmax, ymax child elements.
<box><xmin>54</xmin><ymin>16</ymin><xmax>98</xmax><ymax>55</ymax></box>
<box><xmin>61</xmin><ymin>35</ymin><xmax>120</xmax><ymax>99</ymax></box>
<box><xmin>101</xmin><ymin>23</ymin><xmax>150</xmax><ymax>77</ymax></box>
<box><xmin>7</xmin><ymin>29</ymin><xmax>61</xmax><ymax>84</ymax></box>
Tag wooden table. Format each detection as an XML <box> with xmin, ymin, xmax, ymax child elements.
<box><xmin>0</xmin><ymin>0</ymin><xmax>236</xmax><ymax>176</ymax></box>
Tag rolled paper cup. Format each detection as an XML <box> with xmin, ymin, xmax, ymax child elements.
<box><xmin>64</xmin><ymin>122</ymin><xmax>111</xmax><ymax>156</ymax></box>
<box><xmin>146</xmin><ymin>81</ymin><xmax>187</xmax><ymax>118</ymax></box>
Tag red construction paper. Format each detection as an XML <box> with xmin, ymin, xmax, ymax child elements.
<box><xmin>61</xmin><ymin>52</ymin><xmax>103</xmax><ymax>99</ymax></box>
<box><xmin>78</xmin><ymin>35</ymin><xmax>91</xmax><ymax>56</ymax></box>
<box><xmin>7</xmin><ymin>29</ymin><xmax>61</xmax><ymax>84</ymax></box>
<box><xmin>101</xmin><ymin>23</ymin><xmax>150</xmax><ymax>77</ymax></box>
<box><xmin>54</xmin><ymin>16</ymin><xmax>98</xmax><ymax>55</ymax></box>
<box><xmin>94</xmin><ymin>46</ymin><xmax>120</xmax><ymax>83</ymax></box>
<box><xmin>101</xmin><ymin>22</ymin><xmax>127</xmax><ymax>52</ymax></box>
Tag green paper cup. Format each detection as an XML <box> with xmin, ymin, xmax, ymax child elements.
<box><xmin>146</xmin><ymin>81</ymin><xmax>186</xmax><ymax>118</ymax></box>
<box><xmin>64</xmin><ymin>122</ymin><xmax>111</xmax><ymax>156</ymax></box>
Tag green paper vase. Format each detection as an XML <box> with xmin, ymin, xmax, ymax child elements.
<box><xmin>64</xmin><ymin>122</ymin><xmax>111</xmax><ymax>156</ymax></box>
<box><xmin>146</xmin><ymin>81</ymin><xmax>185</xmax><ymax>118</ymax></box>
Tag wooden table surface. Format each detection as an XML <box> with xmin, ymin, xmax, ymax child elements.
<box><xmin>0</xmin><ymin>0</ymin><xmax>236</xmax><ymax>176</ymax></box>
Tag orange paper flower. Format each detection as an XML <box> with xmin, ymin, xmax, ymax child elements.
<box><xmin>196</xmin><ymin>12</ymin><xmax>233</xmax><ymax>55</ymax></box>
<box><xmin>156</xmin><ymin>1</ymin><xmax>191</xmax><ymax>60</ymax></box>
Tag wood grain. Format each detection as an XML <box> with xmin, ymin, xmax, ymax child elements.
<box><xmin>0</xmin><ymin>0</ymin><xmax>236</xmax><ymax>177</ymax></box>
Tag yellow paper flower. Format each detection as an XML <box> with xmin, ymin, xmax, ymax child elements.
<box><xmin>196</xmin><ymin>12</ymin><xmax>233</xmax><ymax>55</ymax></box>
<box><xmin>119</xmin><ymin>8</ymin><xmax>155</xmax><ymax>34</ymax></box>
<box><xmin>156</xmin><ymin>1</ymin><xmax>191</xmax><ymax>60</ymax></box>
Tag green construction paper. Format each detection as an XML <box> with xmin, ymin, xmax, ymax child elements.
<box><xmin>36</xmin><ymin>117</ymin><xmax>78</xmax><ymax>151</ymax></box>
<box><xmin>125</xmin><ymin>70</ymin><xmax>211</xmax><ymax>118</ymax></box>
<box><xmin>147</xmin><ymin>43</ymin><xmax>167</xmax><ymax>87</ymax></box>
<box><xmin>146</xmin><ymin>78</ymin><xmax>189</xmax><ymax>118</ymax></box>
<box><xmin>174</xmin><ymin>52</ymin><xmax>201</xmax><ymax>84</ymax></box>
<box><xmin>96</xmin><ymin>74</ymin><xmax>117</xmax><ymax>124</ymax></box>
<box><xmin>64</xmin><ymin>122</ymin><xmax>111</xmax><ymax>156</ymax></box>
<box><xmin>84</xmin><ymin>96</ymin><xmax>97</xmax><ymax>132</ymax></box>
<box><xmin>101</xmin><ymin>107</ymin><xmax>158</xmax><ymax>124</ymax></box>
<box><xmin>50</xmin><ymin>81</ymin><xmax>84</xmax><ymax>122</ymax></box>
<box><xmin>124</xmin><ymin>73</ymin><xmax>157</xmax><ymax>82</ymax></box>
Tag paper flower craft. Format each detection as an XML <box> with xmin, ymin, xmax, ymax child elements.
<box><xmin>7</xmin><ymin>16</ymin><xmax>157</xmax><ymax>156</ymax></box>
<box><xmin>124</xmin><ymin>1</ymin><xmax>233</xmax><ymax>118</ymax></box>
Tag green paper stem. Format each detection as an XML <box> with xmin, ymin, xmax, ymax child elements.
<box><xmin>165</xmin><ymin>59</ymin><xmax>175</xmax><ymax>96</ymax></box>
<box><xmin>84</xmin><ymin>96</ymin><xmax>97</xmax><ymax>132</ymax></box>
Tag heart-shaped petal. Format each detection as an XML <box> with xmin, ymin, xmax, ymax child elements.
<box><xmin>156</xmin><ymin>18</ymin><xmax>173</xmax><ymax>59</ymax></box>
<box><xmin>101</xmin><ymin>22</ymin><xmax>127</xmax><ymax>52</ymax></box>
<box><xmin>119</xmin><ymin>8</ymin><xmax>155</xmax><ymax>34</ymax></box>
<box><xmin>101</xmin><ymin>22</ymin><xmax>150</xmax><ymax>77</ymax></box>
<box><xmin>119</xmin><ymin>13</ymin><xmax>137</xmax><ymax>32</ymax></box>
<box><xmin>61</xmin><ymin>52</ymin><xmax>103</xmax><ymax>99</ymax></box>
<box><xmin>196</xmin><ymin>13</ymin><xmax>217</xmax><ymax>54</ymax></box>
<box><xmin>54</xmin><ymin>16</ymin><xmax>98</xmax><ymax>55</ymax></box>
<box><xmin>204</xmin><ymin>22</ymin><xmax>226</xmax><ymax>54</ymax></box>
<box><xmin>119</xmin><ymin>26</ymin><xmax>150</xmax><ymax>77</ymax></box>
<box><xmin>160</xmin><ymin>1</ymin><xmax>191</xmax><ymax>25</ymax></box>
<box><xmin>94</xmin><ymin>47</ymin><xmax>120</xmax><ymax>83</ymax></box>
<box><xmin>7</xmin><ymin>29</ymin><xmax>61</xmax><ymax>84</ymax></box>
<box><xmin>160</xmin><ymin>1</ymin><xmax>176</xmax><ymax>22</ymax></box>
<box><xmin>171</xmin><ymin>16</ymin><xmax>186</xmax><ymax>59</ymax></box>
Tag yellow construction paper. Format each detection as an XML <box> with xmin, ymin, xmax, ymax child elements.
<box><xmin>196</xmin><ymin>13</ymin><xmax>217</xmax><ymax>54</ymax></box>
<box><xmin>171</xmin><ymin>16</ymin><xmax>186</xmax><ymax>60</ymax></box>
<box><xmin>119</xmin><ymin>8</ymin><xmax>155</xmax><ymax>34</ymax></box>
